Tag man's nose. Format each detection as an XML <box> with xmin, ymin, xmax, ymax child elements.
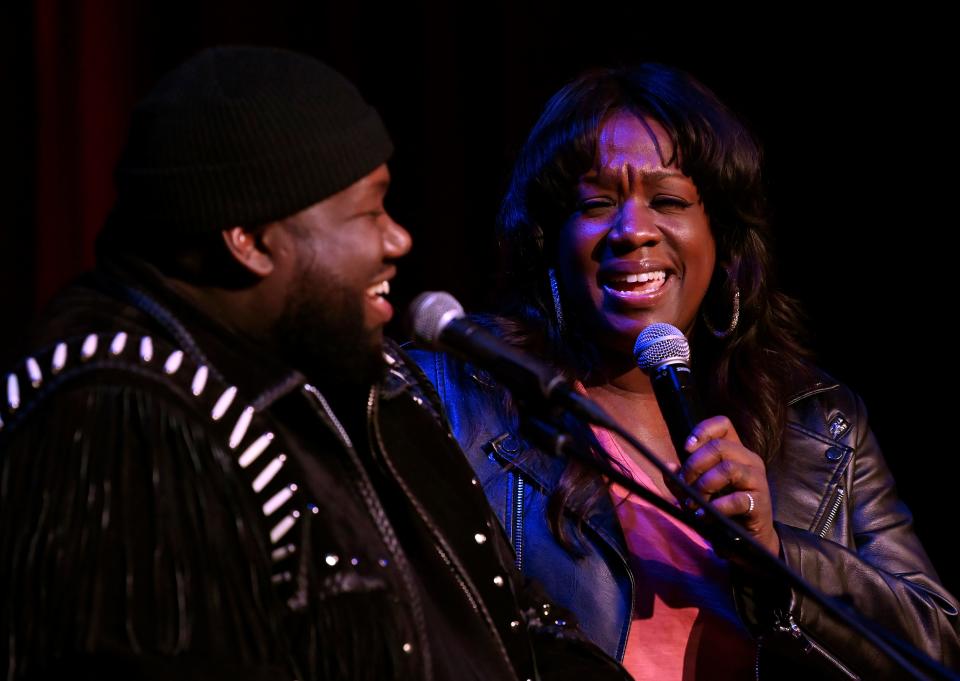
<box><xmin>384</xmin><ymin>215</ymin><xmax>412</xmax><ymax>258</ymax></box>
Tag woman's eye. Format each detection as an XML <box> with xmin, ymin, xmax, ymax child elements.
<box><xmin>576</xmin><ymin>198</ymin><xmax>615</xmax><ymax>214</ymax></box>
<box><xmin>651</xmin><ymin>196</ymin><xmax>692</xmax><ymax>211</ymax></box>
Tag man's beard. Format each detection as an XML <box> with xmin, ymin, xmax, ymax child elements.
<box><xmin>272</xmin><ymin>267</ymin><xmax>386</xmax><ymax>393</ymax></box>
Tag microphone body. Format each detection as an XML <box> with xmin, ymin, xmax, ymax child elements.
<box><xmin>431</xmin><ymin>315</ymin><xmax>567</xmax><ymax>402</ymax></box>
<box><xmin>634</xmin><ymin>323</ymin><xmax>704</xmax><ymax>461</ymax></box>
<box><xmin>409</xmin><ymin>291</ymin><xmax>614</xmax><ymax>428</ymax></box>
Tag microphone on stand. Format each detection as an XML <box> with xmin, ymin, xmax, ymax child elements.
<box><xmin>409</xmin><ymin>291</ymin><xmax>615</xmax><ymax>429</ymax></box>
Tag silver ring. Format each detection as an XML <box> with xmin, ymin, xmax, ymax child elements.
<box><xmin>745</xmin><ymin>492</ymin><xmax>756</xmax><ymax>515</ymax></box>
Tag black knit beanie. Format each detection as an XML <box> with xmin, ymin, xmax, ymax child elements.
<box><xmin>108</xmin><ymin>46</ymin><xmax>393</xmax><ymax>238</ymax></box>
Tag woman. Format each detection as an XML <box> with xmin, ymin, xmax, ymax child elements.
<box><xmin>409</xmin><ymin>64</ymin><xmax>959</xmax><ymax>679</ymax></box>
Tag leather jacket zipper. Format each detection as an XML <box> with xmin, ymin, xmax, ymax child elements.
<box><xmin>815</xmin><ymin>487</ymin><xmax>845</xmax><ymax>538</ymax></box>
<box><xmin>764</xmin><ymin>488</ymin><xmax>855</xmax><ymax>680</ymax></box>
<box><xmin>303</xmin><ymin>384</ymin><xmax>433</xmax><ymax>681</ymax></box>
<box><xmin>512</xmin><ymin>472</ymin><xmax>525</xmax><ymax>571</ymax></box>
<box><xmin>755</xmin><ymin>639</ymin><xmax>762</xmax><ymax>681</ymax></box>
<box><xmin>805</xmin><ymin>635</ymin><xmax>859</xmax><ymax>679</ymax></box>
<box><xmin>767</xmin><ymin>609</ymin><xmax>859</xmax><ymax>680</ymax></box>
<box><xmin>368</xmin><ymin>388</ymin><xmax>517</xmax><ymax>676</ymax></box>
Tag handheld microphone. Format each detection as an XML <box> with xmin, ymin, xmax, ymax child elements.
<box><xmin>634</xmin><ymin>323</ymin><xmax>703</xmax><ymax>461</ymax></box>
<box><xmin>409</xmin><ymin>291</ymin><xmax>614</xmax><ymax>428</ymax></box>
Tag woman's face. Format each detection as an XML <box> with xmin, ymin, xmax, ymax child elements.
<box><xmin>556</xmin><ymin>111</ymin><xmax>716</xmax><ymax>358</ymax></box>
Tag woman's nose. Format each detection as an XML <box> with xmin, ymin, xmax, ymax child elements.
<box><xmin>608</xmin><ymin>201</ymin><xmax>662</xmax><ymax>251</ymax></box>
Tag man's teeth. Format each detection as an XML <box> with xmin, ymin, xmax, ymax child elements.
<box><xmin>367</xmin><ymin>280</ymin><xmax>390</xmax><ymax>297</ymax></box>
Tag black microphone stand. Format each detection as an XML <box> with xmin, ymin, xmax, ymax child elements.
<box><xmin>513</xmin><ymin>391</ymin><xmax>959</xmax><ymax>681</ymax></box>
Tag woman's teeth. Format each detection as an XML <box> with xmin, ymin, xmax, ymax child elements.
<box><xmin>606</xmin><ymin>270</ymin><xmax>666</xmax><ymax>293</ymax></box>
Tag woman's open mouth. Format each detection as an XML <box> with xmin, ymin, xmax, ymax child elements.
<box><xmin>601</xmin><ymin>270</ymin><xmax>669</xmax><ymax>301</ymax></box>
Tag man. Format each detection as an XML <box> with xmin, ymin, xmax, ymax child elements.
<box><xmin>0</xmin><ymin>47</ymin><xmax>627</xmax><ymax>680</ymax></box>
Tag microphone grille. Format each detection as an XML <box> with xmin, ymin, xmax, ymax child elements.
<box><xmin>409</xmin><ymin>291</ymin><xmax>465</xmax><ymax>345</ymax></box>
<box><xmin>633</xmin><ymin>322</ymin><xmax>690</xmax><ymax>372</ymax></box>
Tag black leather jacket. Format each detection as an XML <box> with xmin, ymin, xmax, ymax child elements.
<box><xmin>409</xmin><ymin>348</ymin><xmax>960</xmax><ymax>679</ymax></box>
<box><xmin>0</xmin><ymin>262</ymin><xmax>629</xmax><ymax>681</ymax></box>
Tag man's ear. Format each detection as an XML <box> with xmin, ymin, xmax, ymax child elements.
<box><xmin>222</xmin><ymin>225</ymin><xmax>275</xmax><ymax>277</ymax></box>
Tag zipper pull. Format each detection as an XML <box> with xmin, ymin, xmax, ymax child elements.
<box><xmin>772</xmin><ymin>609</ymin><xmax>813</xmax><ymax>653</ymax></box>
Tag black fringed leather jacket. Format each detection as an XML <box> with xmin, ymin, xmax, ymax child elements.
<box><xmin>0</xmin><ymin>261</ymin><xmax>629</xmax><ymax>681</ymax></box>
<box><xmin>409</xmin><ymin>348</ymin><xmax>960</xmax><ymax>680</ymax></box>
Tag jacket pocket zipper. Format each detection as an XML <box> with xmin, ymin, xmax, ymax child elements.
<box><xmin>815</xmin><ymin>487</ymin><xmax>845</xmax><ymax>538</ymax></box>
<box><xmin>512</xmin><ymin>472</ymin><xmax>525</xmax><ymax>571</ymax></box>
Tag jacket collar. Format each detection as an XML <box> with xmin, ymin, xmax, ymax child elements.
<box><xmin>90</xmin><ymin>255</ymin><xmax>306</xmax><ymax>405</ymax></box>
<box><xmin>786</xmin><ymin>369</ymin><xmax>840</xmax><ymax>405</ymax></box>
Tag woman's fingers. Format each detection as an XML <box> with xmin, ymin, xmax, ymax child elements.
<box><xmin>671</xmin><ymin>415</ymin><xmax>781</xmax><ymax>555</ymax></box>
<box><xmin>709</xmin><ymin>489</ymin><xmax>757</xmax><ymax>518</ymax></box>
<box><xmin>688</xmin><ymin>456</ymin><xmax>760</xmax><ymax>496</ymax></box>
<box><xmin>681</xmin><ymin>435</ymin><xmax>759</xmax><ymax>489</ymax></box>
<box><xmin>684</xmin><ymin>414</ymin><xmax>742</xmax><ymax>453</ymax></box>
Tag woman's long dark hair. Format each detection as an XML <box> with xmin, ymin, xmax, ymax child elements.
<box><xmin>493</xmin><ymin>64</ymin><xmax>813</xmax><ymax>548</ymax></box>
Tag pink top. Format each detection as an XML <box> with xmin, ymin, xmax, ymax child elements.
<box><xmin>592</xmin><ymin>427</ymin><xmax>756</xmax><ymax>680</ymax></box>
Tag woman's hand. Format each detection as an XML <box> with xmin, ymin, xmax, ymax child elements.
<box><xmin>674</xmin><ymin>415</ymin><xmax>781</xmax><ymax>556</ymax></box>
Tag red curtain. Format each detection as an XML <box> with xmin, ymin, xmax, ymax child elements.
<box><xmin>33</xmin><ymin>0</ymin><xmax>135</xmax><ymax>309</ymax></box>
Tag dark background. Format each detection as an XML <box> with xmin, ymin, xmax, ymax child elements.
<box><xmin>2</xmin><ymin>2</ymin><xmax>956</xmax><ymax>597</ymax></box>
